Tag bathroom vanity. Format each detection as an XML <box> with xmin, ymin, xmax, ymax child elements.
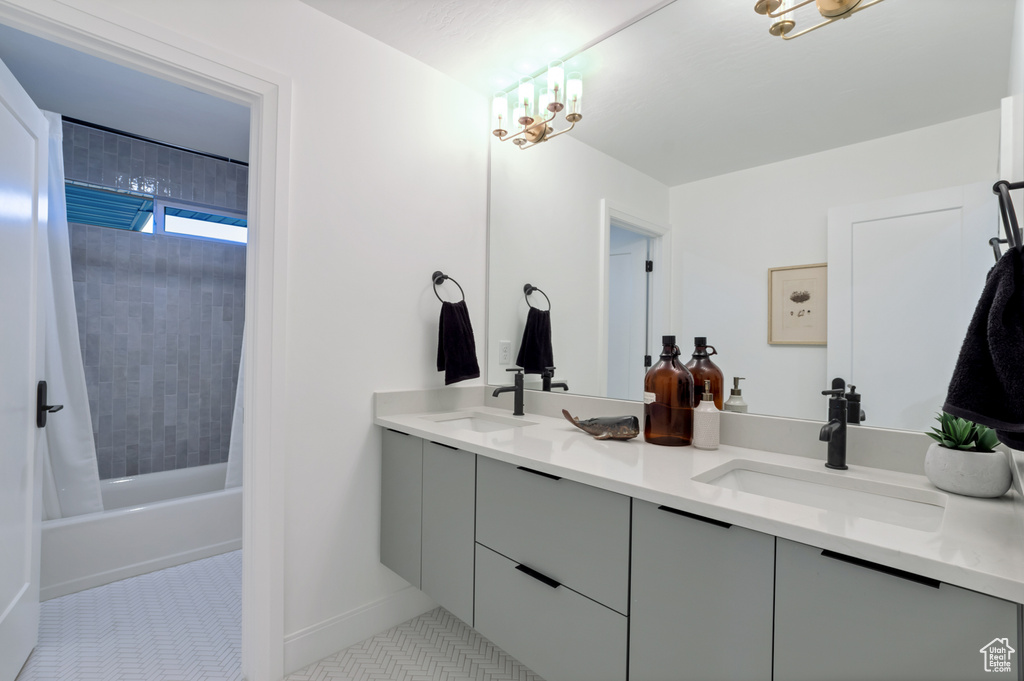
<box><xmin>376</xmin><ymin>388</ymin><xmax>1024</xmax><ymax>681</ymax></box>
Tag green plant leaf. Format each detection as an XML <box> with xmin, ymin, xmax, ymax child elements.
<box><xmin>976</xmin><ymin>427</ymin><xmax>999</xmax><ymax>452</ymax></box>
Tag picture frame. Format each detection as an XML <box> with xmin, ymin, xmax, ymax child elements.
<box><xmin>768</xmin><ymin>263</ymin><xmax>827</xmax><ymax>345</ymax></box>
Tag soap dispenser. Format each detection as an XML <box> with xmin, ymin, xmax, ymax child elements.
<box><xmin>685</xmin><ymin>337</ymin><xmax>724</xmax><ymax>409</ymax></box>
<box><xmin>693</xmin><ymin>380</ymin><xmax>720</xmax><ymax>450</ymax></box>
<box><xmin>643</xmin><ymin>335</ymin><xmax>695</xmax><ymax>446</ymax></box>
<box><xmin>723</xmin><ymin>377</ymin><xmax>748</xmax><ymax>413</ymax></box>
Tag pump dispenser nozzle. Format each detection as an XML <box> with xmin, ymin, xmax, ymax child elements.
<box><xmin>724</xmin><ymin>376</ymin><xmax>748</xmax><ymax>413</ymax></box>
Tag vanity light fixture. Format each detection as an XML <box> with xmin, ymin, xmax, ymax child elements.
<box><xmin>491</xmin><ymin>60</ymin><xmax>582</xmax><ymax>150</ymax></box>
<box><xmin>754</xmin><ymin>0</ymin><xmax>886</xmax><ymax>40</ymax></box>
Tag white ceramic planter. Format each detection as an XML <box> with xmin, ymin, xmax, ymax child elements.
<box><xmin>924</xmin><ymin>443</ymin><xmax>1012</xmax><ymax>498</ymax></box>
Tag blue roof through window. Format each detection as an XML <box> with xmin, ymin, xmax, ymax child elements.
<box><xmin>65</xmin><ymin>183</ymin><xmax>153</xmax><ymax>231</ymax></box>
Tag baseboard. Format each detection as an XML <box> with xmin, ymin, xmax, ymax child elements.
<box><xmin>282</xmin><ymin>586</ymin><xmax>436</xmax><ymax>676</ymax></box>
<box><xmin>40</xmin><ymin>539</ymin><xmax>242</xmax><ymax>601</ymax></box>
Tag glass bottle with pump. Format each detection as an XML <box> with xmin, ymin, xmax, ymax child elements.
<box><xmin>643</xmin><ymin>335</ymin><xmax>695</xmax><ymax>446</ymax></box>
<box><xmin>685</xmin><ymin>337</ymin><xmax>724</xmax><ymax>410</ymax></box>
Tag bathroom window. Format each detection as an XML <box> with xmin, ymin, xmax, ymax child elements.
<box><xmin>64</xmin><ymin>182</ymin><xmax>247</xmax><ymax>244</ymax></box>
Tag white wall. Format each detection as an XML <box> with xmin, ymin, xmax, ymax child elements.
<box><xmin>1011</xmin><ymin>0</ymin><xmax>1023</xmax><ymax>98</ymax></box>
<box><xmin>669</xmin><ymin>111</ymin><xmax>1001</xmax><ymax>421</ymax></box>
<box><xmin>54</xmin><ymin>0</ymin><xmax>489</xmax><ymax>674</ymax></box>
<box><xmin>488</xmin><ymin>134</ymin><xmax>669</xmax><ymax>397</ymax></box>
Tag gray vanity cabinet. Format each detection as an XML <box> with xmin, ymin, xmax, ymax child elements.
<box><xmin>474</xmin><ymin>543</ymin><xmax>628</xmax><ymax>681</ymax></box>
<box><xmin>475</xmin><ymin>456</ymin><xmax>631</xmax><ymax>614</ymax></box>
<box><xmin>380</xmin><ymin>431</ymin><xmax>475</xmax><ymax>625</ymax></box>
<box><xmin>774</xmin><ymin>537</ymin><xmax>1020</xmax><ymax>681</ymax></box>
<box><xmin>474</xmin><ymin>456</ymin><xmax>631</xmax><ymax>681</ymax></box>
<box><xmin>380</xmin><ymin>429</ymin><xmax>421</xmax><ymax>588</ymax></box>
<box><xmin>629</xmin><ymin>499</ymin><xmax>775</xmax><ymax>681</ymax></box>
<box><xmin>421</xmin><ymin>440</ymin><xmax>476</xmax><ymax>625</ymax></box>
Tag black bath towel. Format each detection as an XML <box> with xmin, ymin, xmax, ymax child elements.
<box><xmin>516</xmin><ymin>307</ymin><xmax>554</xmax><ymax>374</ymax></box>
<box><xmin>436</xmin><ymin>300</ymin><xmax>480</xmax><ymax>385</ymax></box>
<box><xmin>943</xmin><ymin>248</ymin><xmax>1024</xmax><ymax>449</ymax></box>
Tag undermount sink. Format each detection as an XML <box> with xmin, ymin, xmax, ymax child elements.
<box><xmin>421</xmin><ymin>411</ymin><xmax>538</xmax><ymax>433</ymax></box>
<box><xmin>693</xmin><ymin>460</ymin><xmax>946</xmax><ymax>532</ymax></box>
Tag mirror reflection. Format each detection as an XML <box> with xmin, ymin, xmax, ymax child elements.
<box><xmin>487</xmin><ymin>0</ymin><xmax>1019</xmax><ymax>431</ymax></box>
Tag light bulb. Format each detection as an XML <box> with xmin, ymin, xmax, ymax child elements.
<box><xmin>547</xmin><ymin>60</ymin><xmax>565</xmax><ymax>106</ymax></box>
<box><xmin>517</xmin><ymin>77</ymin><xmax>535</xmax><ymax>123</ymax></box>
<box><xmin>566</xmin><ymin>72</ymin><xmax>583</xmax><ymax>118</ymax></box>
<box><xmin>769</xmin><ymin>0</ymin><xmax>796</xmax><ymax>36</ymax></box>
<box><xmin>491</xmin><ymin>91</ymin><xmax>508</xmax><ymax>135</ymax></box>
<box><xmin>538</xmin><ymin>88</ymin><xmax>553</xmax><ymax>116</ymax></box>
<box><xmin>512</xmin><ymin>105</ymin><xmax>525</xmax><ymax>132</ymax></box>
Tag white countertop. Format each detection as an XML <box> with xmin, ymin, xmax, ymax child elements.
<box><xmin>375</xmin><ymin>402</ymin><xmax>1024</xmax><ymax>604</ymax></box>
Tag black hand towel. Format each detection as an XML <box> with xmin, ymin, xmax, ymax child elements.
<box><xmin>943</xmin><ymin>248</ymin><xmax>1024</xmax><ymax>449</ymax></box>
<box><xmin>516</xmin><ymin>307</ymin><xmax>554</xmax><ymax>374</ymax></box>
<box><xmin>436</xmin><ymin>300</ymin><xmax>480</xmax><ymax>385</ymax></box>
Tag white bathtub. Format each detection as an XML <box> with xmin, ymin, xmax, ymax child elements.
<box><xmin>40</xmin><ymin>462</ymin><xmax>242</xmax><ymax>601</ymax></box>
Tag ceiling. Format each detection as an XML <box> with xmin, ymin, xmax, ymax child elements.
<box><xmin>0</xmin><ymin>1</ymin><xmax>1014</xmax><ymax>183</ymax></box>
<box><xmin>0</xmin><ymin>22</ymin><xmax>250</xmax><ymax>162</ymax></box>
<box><xmin>303</xmin><ymin>0</ymin><xmax>1017</xmax><ymax>186</ymax></box>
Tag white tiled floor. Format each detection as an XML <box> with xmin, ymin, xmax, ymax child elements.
<box><xmin>17</xmin><ymin>550</ymin><xmax>539</xmax><ymax>681</ymax></box>
<box><xmin>17</xmin><ymin>550</ymin><xmax>241</xmax><ymax>681</ymax></box>
<box><xmin>286</xmin><ymin>607</ymin><xmax>543</xmax><ymax>681</ymax></box>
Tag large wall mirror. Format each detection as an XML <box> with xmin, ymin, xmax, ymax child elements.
<box><xmin>487</xmin><ymin>0</ymin><xmax>1020</xmax><ymax>431</ymax></box>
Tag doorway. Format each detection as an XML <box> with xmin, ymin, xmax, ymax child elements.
<box><xmin>600</xmin><ymin>201</ymin><xmax>671</xmax><ymax>401</ymax></box>
<box><xmin>0</xmin><ymin>5</ymin><xmax>288</xmax><ymax>680</ymax></box>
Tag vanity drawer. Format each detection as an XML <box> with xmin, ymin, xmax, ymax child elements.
<box><xmin>475</xmin><ymin>456</ymin><xmax>630</xmax><ymax>614</ymax></box>
<box><xmin>474</xmin><ymin>543</ymin><xmax>627</xmax><ymax>681</ymax></box>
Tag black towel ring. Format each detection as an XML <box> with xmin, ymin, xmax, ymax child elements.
<box><xmin>523</xmin><ymin>283</ymin><xmax>551</xmax><ymax>311</ymax></box>
<box><xmin>994</xmin><ymin>180</ymin><xmax>1023</xmax><ymax>258</ymax></box>
<box><xmin>432</xmin><ymin>271</ymin><xmax>465</xmax><ymax>303</ymax></box>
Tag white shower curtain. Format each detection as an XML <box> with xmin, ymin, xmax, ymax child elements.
<box><xmin>225</xmin><ymin>333</ymin><xmax>244</xmax><ymax>489</ymax></box>
<box><xmin>40</xmin><ymin>111</ymin><xmax>103</xmax><ymax>519</ymax></box>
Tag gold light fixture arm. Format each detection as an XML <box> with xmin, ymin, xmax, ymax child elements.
<box><xmin>496</xmin><ymin>111</ymin><xmax>556</xmax><ymax>144</ymax></box>
<box><xmin>516</xmin><ymin>119</ymin><xmax>580</xmax><ymax>150</ymax></box>
<box><xmin>780</xmin><ymin>0</ymin><xmax>885</xmax><ymax>39</ymax></box>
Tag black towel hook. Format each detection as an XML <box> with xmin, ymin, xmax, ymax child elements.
<box><xmin>523</xmin><ymin>283</ymin><xmax>551</xmax><ymax>311</ymax></box>
<box><xmin>432</xmin><ymin>271</ymin><xmax>465</xmax><ymax>303</ymax></box>
<box><xmin>993</xmin><ymin>180</ymin><xmax>1023</xmax><ymax>261</ymax></box>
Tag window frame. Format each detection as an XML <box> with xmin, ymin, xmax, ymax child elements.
<box><xmin>152</xmin><ymin>197</ymin><xmax>248</xmax><ymax>244</ymax></box>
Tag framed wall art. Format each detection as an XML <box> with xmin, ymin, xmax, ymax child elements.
<box><xmin>768</xmin><ymin>263</ymin><xmax>827</xmax><ymax>345</ymax></box>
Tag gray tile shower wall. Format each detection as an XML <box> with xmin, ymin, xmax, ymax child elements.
<box><xmin>70</xmin><ymin>223</ymin><xmax>246</xmax><ymax>479</ymax></box>
<box><xmin>63</xmin><ymin>120</ymin><xmax>248</xmax><ymax>480</ymax></box>
<box><xmin>62</xmin><ymin>120</ymin><xmax>248</xmax><ymax>213</ymax></box>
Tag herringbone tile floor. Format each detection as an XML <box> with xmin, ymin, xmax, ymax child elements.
<box><xmin>17</xmin><ymin>550</ymin><xmax>241</xmax><ymax>681</ymax></box>
<box><xmin>286</xmin><ymin>607</ymin><xmax>543</xmax><ymax>681</ymax></box>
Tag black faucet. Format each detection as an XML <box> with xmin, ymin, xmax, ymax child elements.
<box><xmin>845</xmin><ymin>385</ymin><xmax>866</xmax><ymax>425</ymax></box>
<box><xmin>820</xmin><ymin>377</ymin><xmax>849</xmax><ymax>470</ymax></box>
<box><xmin>492</xmin><ymin>367</ymin><xmax>525</xmax><ymax>416</ymax></box>
<box><xmin>541</xmin><ymin>367</ymin><xmax>569</xmax><ymax>392</ymax></box>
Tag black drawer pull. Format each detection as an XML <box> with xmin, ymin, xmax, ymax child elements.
<box><xmin>820</xmin><ymin>550</ymin><xmax>940</xmax><ymax>589</ymax></box>
<box><xmin>515</xmin><ymin>563</ymin><xmax>561</xmax><ymax>589</ymax></box>
<box><xmin>429</xmin><ymin>441</ymin><xmax>458</xmax><ymax>450</ymax></box>
<box><xmin>658</xmin><ymin>505</ymin><xmax>732</xmax><ymax>529</ymax></box>
<box><xmin>516</xmin><ymin>466</ymin><xmax>561</xmax><ymax>481</ymax></box>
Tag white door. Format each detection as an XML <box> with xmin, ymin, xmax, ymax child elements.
<box><xmin>828</xmin><ymin>183</ymin><xmax>996</xmax><ymax>432</ymax></box>
<box><xmin>607</xmin><ymin>225</ymin><xmax>651</xmax><ymax>401</ymax></box>
<box><xmin>0</xmin><ymin>57</ymin><xmax>48</xmax><ymax>681</ymax></box>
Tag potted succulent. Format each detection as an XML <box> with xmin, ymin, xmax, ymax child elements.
<box><xmin>924</xmin><ymin>412</ymin><xmax>1011</xmax><ymax>498</ymax></box>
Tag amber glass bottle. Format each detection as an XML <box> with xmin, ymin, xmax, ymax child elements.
<box><xmin>685</xmin><ymin>336</ymin><xmax>725</xmax><ymax>410</ymax></box>
<box><xmin>643</xmin><ymin>335</ymin><xmax>695</xmax><ymax>446</ymax></box>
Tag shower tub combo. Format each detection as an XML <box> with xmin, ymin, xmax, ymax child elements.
<box><xmin>40</xmin><ymin>462</ymin><xmax>242</xmax><ymax>601</ymax></box>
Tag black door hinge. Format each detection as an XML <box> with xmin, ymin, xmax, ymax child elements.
<box><xmin>644</xmin><ymin>354</ymin><xmax>652</xmax><ymax>367</ymax></box>
<box><xmin>645</xmin><ymin>260</ymin><xmax>653</xmax><ymax>272</ymax></box>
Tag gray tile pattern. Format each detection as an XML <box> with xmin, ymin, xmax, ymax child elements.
<box><xmin>16</xmin><ymin>551</ymin><xmax>241</xmax><ymax>681</ymax></box>
<box><xmin>286</xmin><ymin>608</ymin><xmax>543</xmax><ymax>681</ymax></box>
<box><xmin>62</xmin><ymin>120</ymin><xmax>248</xmax><ymax>213</ymax></box>
<box><xmin>70</xmin><ymin>222</ymin><xmax>245</xmax><ymax>479</ymax></box>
